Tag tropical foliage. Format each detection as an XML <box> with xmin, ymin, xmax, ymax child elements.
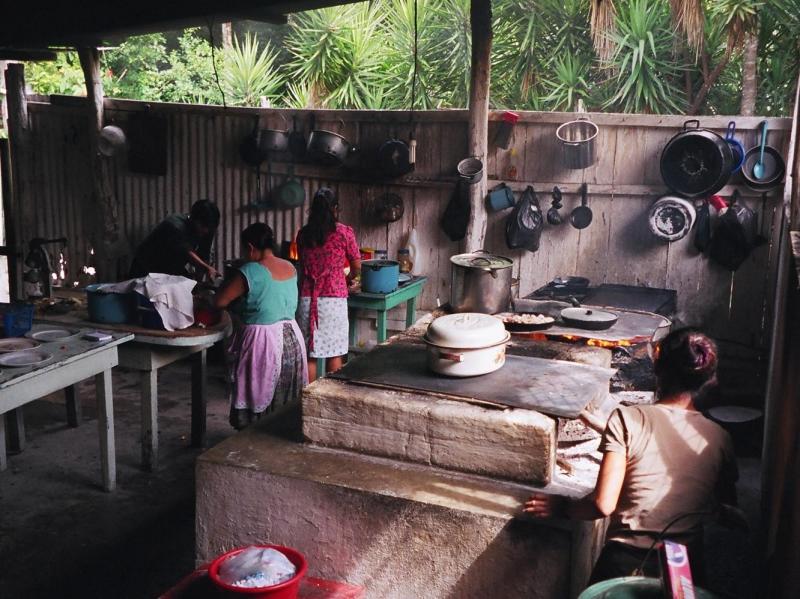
<box><xmin>23</xmin><ymin>0</ymin><xmax>800</xmax><ymax>116</ymax></box>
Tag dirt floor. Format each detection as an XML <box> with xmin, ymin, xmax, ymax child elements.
<box><xmin>0</xmin><ymin>352</ymin><xmax>763</xmax><ymax>598</ymax></box>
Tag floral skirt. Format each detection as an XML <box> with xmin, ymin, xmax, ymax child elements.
<box><xmin>296</xmin><ymin>297</ymin><xmax>349</xmax><ymax>358</ymax></box>
<box><xmin>226</xmin><ymin>320</ymin><xmax>308</xmax><ymax>430</ymax></box>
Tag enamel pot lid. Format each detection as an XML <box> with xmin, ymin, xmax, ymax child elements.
<box><xmin>425</xmin><ymin>312</ymin><xmax>509</xmax><ymax>349</ymax></box>
<box><xmin>450</xmin><ymin>251</ymin><xmax>513</xmax><ymax>271</ymax></box>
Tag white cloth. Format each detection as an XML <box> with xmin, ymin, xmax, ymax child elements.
<box><xmin>99</xmin><ymin>274</ymin><xmax>196</xmax><ymax>331</ymax></box>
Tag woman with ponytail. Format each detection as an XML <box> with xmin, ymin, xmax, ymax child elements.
<box><xmin>524</xmin><ymin>329</ymin><xmax>738</xmax><ymax>586</ymax></box>
<box><xmin>215</xmin><ymin>222</ymin><xmax>307</xmax><ymax>429</ymax></box>
<box><xmin>296</xmin><ymin>188</ymin><xmax>361</xmax><ymax>380</ymax></box>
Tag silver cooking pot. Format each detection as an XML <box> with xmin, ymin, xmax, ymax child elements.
<box><xmin>450</xmin><ymin>250</ymin><xmax>515</xmax><ymax>314</ymax></box>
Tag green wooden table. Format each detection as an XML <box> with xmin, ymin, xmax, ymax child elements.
<box><xmin>348</xmin><ymin>276</ymin><xmax>428</xmax><ymax>346</ymax></box>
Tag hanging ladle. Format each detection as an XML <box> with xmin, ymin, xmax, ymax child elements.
<box><xmin>570</xmin><ymin>183</ymin><xmax>593</xmax><ymax>229</ymax></box>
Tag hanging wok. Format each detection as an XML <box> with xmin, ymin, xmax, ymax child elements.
<box><xmin>660</xmin><ymin>120</ymin><xmax>733</xmax><ymax>198</ymax></box>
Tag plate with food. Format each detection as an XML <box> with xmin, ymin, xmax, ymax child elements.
<box><xmin>496</xmin><ymin>312</ymin><xmax>555</xmax><ymax>332</ymax></box>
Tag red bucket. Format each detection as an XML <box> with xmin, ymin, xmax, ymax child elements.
<box><xmin>208</xmin><ymin>545</ymin><xmax>307</xmax><ymax>599</ymax></box>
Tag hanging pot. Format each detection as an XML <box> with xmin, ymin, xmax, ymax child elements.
<box><xmin>457</xmin><ymin>157</ymin><xmax>483</xmax><ymax>184</ymax></box>
<box><xmin>556</xmin><ymin>116</ymin><xmax>598</xmax><ymax>169</ymax></box>
<box><xmin>450</xmin><ymin>250</ymin><xmax>514</xmax><ymax>314</ymax></box>
<box><xmin>239</xmin><ymin>128</ymin><xmax>266</xmax><ymax>167</ymax></box>
<box><xmin>259</xmin><ymin>128</ymin><xmax>289</xmax><ymax>153</ymax></box>
<box><xmin>660</xmin><ymin>120</ymin><xmax>733</xmax><ymax>198</ymax></box>
<box><xmin>98</xmin><ymin>125</ymin><xmax>127</xmax><ymax>156</ymax></box>
<box><xmin>307</xmin><ymin>119</ymin><xmax>355</xmax><ymax>166</ymax></box>
<box><xmin>378</xmin><ymin>133</ymin><xmax>413</xmax><ymax>178</ymax></box>
<box><xmin>423</xmin><ymin>313</ymin><xmax>510</xmax><ymax>377</ymax></box>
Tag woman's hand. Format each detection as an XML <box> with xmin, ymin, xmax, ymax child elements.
<box><xmin>205</xmin><ymin>264</ymin><xmax>222</xmax><ymax>281</ymax></box>
<box><xmin>523</xmin><ymin>493</ymin><xmax>567</xmax><ymax>518</ymax></box>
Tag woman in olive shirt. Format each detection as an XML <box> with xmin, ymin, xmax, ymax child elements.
<box><xmin>215</xmin><ymin>222</ymin><xmax>308</xmax><ymax>429</ymax></box>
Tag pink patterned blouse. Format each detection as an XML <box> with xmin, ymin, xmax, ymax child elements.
<box><xmin>298</xmin><ymin>223</ymin><xmax>360</xmax><ymax>299</ymax></box>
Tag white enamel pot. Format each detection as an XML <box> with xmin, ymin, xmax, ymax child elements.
<box><xmin>423</xmin><ymin>313</ymin><xmax>510</xmax><ymax>377</ymax></box>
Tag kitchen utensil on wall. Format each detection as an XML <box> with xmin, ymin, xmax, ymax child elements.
<box><xmin>725</xmin><ymin>121</ymin><xmax>745</xmax><ymax>173</ymax></box>
<box><xmin>493</xmin><ymin>111</ymin><xmax>519</xmax><ymax>150</ymax></box>
<box><xmin>275</xmin><ymin>166</ymin><xmax>305</xmax><ymax>209</ymax></box>
<box><xmin>505</xmin><ymin>186</ymin><xmax>544</xmax><ymax>252</ymax></box>
<box><xmin>98</xmin><ymin>125</ymin><xmax>126</xmax><ymax>156</ymax></box>
<box><xmin>660</xmin><ymin>120</ymin><xmax>733</xmax><ymax>198</ymax></box>
<box><xmin>240</xmin><ymin>122</ymin><xmax>266</xmax><ymax>167</ymax></box>
<box><xmin>259</xmin><ymin>121</ymin><xmax>289</xmax><ymax>153</ymax></box>
<box><xmin>423</xmin><ymin>313</ymin><xmax>510</xmax><ymax>377</ymax></box>
<box><xmin>378</xmin><ymin>131</ymin><xmax>413</xmax><ymax>178</ymax></box>
<box><xmin>307</xmin><ymin>119</ymin><xmax>355</xmax><ymax>166</ymax></box>
<box><xmin>547</xmin><ymin>186</ymin><xmax>564</xmax><ymax>225</ymax></box>
<box><xmin>361</xmin><ymin>260</ymin><xmax>400</xmax><ymax>294</ymax></box>
<box><xmin>127</xmin><ymin>112</ymin><xmax>168</xmax><ymax>175</ymax></box>
<box><xmin>450</xmin><ymin>250</ymin><xmax>515</xmax><ymax>314</ymax></box>
<box><xmin>457</xmin><ymin>157</ymin><xmax>483</xmax><ymax>184</ymax></box>
<box><xmin>694</xmin><ymin>200</ymin><xmax>711</xmax><ymax>253</ymax></box>
<box><xmin>487</xmin><ymin>183</ymin><xmax>515</xmax><ymax>212</ymax></box>
<box><xmin>570</xmin><ymin>183</ymin><xmax>593</xmax><ymax>229</ymax></box>
<box><xmin>560</xmin><ymin>298</ymin><xmax>618</xmax><ymax>330</ymax></box>
<box><xmin>556</xmin><ymin>102</ymin><xmax>598</xmax><ymax>169</ymax></box>
<box><xmin>441</xmin><ymin>180</ymin><xmax>470</xmax><ymax>242</ymax></box>
<box><xmin>648</xmin><ymin>195</ymin><xmax>697</xmax><ymax>242</ymax></box>
<box><xmin>740</xmin><ymin>121</ymin><xmax>786</xmax><ymax>190</ymax></box>
<box><xmin>288</xmin><ymin>115</ymin><xmax>306</xmax><ymax>160</ymax></box>
<box><xmin>375</xmin><ymin>193</ymin><xmax>405</xmax><ymax>223</ymax></box>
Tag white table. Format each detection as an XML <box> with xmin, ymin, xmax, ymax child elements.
<box><xmin>0</xmin><ymin>328</ymin><xmax>133</xmax><ymax>491</ymax></box>
<box><xmin>40</xmin><ymin>311</ymin><xmax>230</xmax><ymax>471</ymax></box>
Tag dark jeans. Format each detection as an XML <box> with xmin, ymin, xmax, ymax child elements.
<box><xmin>589</xmin><ymin>540</ymin><xmax>707</xmax><ymax>587</ymax></box>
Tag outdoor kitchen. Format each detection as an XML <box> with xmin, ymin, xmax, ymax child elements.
<box><xmin>2</xmin><ymin>1</ymin><xmax>800</xmax><ymax>598</ymax></box>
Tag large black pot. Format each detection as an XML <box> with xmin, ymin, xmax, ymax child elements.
<box><xmin>307</xmin><ymin>129</ymin><xmax>354</xmax><ymax>166</ymax></box>
<box><xmin>660</xmin><ymin>120</ymin><xmax>733</xmax><ymax>198</ymax></box>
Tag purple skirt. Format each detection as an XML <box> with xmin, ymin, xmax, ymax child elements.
<box><xmin>226</xmin><ymin>319</ymin><xmax>308</xmax><ymax>429</ymax></box>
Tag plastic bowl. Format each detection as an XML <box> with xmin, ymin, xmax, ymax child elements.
<box><xmin>86</xmin><ymin>284</ymin><xmax>136</xmax><ymax>324</ymax></box>
<box><xmin>208</xmin><ymin>545</ymin><xmax>308</xmax><ymax>598</ymax></box>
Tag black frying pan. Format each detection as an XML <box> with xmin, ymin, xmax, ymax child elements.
<box><xmin>570</xmin><ymin>183</ymin><xmax>593</xmax><ymax>229</ymax></box>
<box><xmin>560</xmin><ymin>297</ymin><xmax>618</xmax><ymax>330</ymax></box>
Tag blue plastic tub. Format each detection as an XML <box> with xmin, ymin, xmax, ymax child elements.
<box><xmin>86</xmin><ymin>284</ymin><xmax>137</xmax><ymax>324</ymax></box>
<box><xmin>361</xmin><ymin>260</ymin><xmax>400</xmax><ymax>294</ymax></box>
<box><xmin>1</xmin><ymin>303</ymin><xmax>34</xmax><ymax>337</ymax></box>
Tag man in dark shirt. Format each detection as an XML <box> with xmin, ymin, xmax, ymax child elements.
<box><xmin>129</xmin><ymin>199</ymin><xmax>221</xmax><ymax>280</ymax></box>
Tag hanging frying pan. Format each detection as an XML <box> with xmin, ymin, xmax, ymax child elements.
<box><xmin>288</xmin><ymin>115</ymin><xmax>306</xmax><ymax>160</ymax></box>
<box><xmin>378</xmin><ymin>131</ymin><xmax>413</xmax><ymax>178</ymax></box>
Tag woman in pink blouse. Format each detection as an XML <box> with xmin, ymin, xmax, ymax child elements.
<box><xmin>296</xmin><ymin>188</ymin><xmax>361</xmax><ymax>380</ymax></box>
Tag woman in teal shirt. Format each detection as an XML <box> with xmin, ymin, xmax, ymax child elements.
<box><xmin>215</xmin><ymin>223</ymin><xmax>308</xmax><ymax>429</ymax></box>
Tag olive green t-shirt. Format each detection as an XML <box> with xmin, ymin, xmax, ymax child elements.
<box><xmin>599</xmin><ymin>404</ymin><xmax>738</xmax><ymax>549</ymax></box>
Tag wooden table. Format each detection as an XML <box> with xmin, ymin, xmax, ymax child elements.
<box><xmin>347</xmin><ymin>276</ymin><xmax>428</xmax><ymax>345</ymax></box>
<box><xmin>39</xmin><ymin>310</ymin><xmax>231</xmax><ymax>471</ymax></box>
<box><xmin>0</xmin><ymin>326</ymin><xmax>133</xmax><ymax>491</ymax></box>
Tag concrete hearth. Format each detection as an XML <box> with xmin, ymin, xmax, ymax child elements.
<box><xmin>196</xmin><ymin>416</ymin><xmax>604</xmax><ymax>599</ymax></box>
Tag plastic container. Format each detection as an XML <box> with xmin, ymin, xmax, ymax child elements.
<box><xmin>397</xmin><ymin>249</ymin><xmax>413</xmax><ymax>274</ymax></box>
<box><xmin>578</xmin><ymin>576</ymin><xmax>717</xmax><ymax>598</ymax></box>
<box><xmin>86</xmin><ymin>285</ymin><xmax>136</xmax><ymax>324</ymax></box>
<box><xmin>208</xmin><ymin>545</ymin><xmax>308</xmax><ymax>599</ymax></box>
<box><xmin>361</xmin><ymin>260</ymin><xmax>399</xmax><ymax>294</ymax></box>
<box><xmin>0</xmin><ymin>303</ymin><xmax>34</xmax><ymax>337</ymax></box>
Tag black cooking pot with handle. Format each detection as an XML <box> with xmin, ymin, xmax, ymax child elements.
<box><xmin>660</xmin><ymin>120</ymin><xmax>733</xmax><ymax>198</ymax></box>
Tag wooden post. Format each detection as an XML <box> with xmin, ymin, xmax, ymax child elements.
<box><xmin>78</xmin><ymin>47</ymin><xmax>121</xmax><ymax>281</ymax></box>
<box><xmin>4</xmin><ymin>62</ymin><xmax>32</xmax><ymax>297</ymax></box>
<box><xmin>464</xmin><ymin>0</ymin><xmax>492</xmax><ymax>252</ymax></box>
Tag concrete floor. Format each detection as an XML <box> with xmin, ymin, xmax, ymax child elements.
<box><xmin>0</xmin><ymin>356</ymin><xmax>236</xmax><ymax>599</ymax></box>
<box><xmin>0</xmin><ymin>354</ymin><xmax>763</xmax><ymax>598</ymax></box>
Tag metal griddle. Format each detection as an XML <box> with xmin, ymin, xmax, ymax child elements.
<box><xmin>330</xmin><ymin>343</ymin><xmax>616</xmax><ymax>418</ymax></box>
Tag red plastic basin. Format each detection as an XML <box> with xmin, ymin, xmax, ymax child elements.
<box><xmin>208</xmin><ymin>545</ymin><xmax>308</xmax><ymax>599</ymax></box>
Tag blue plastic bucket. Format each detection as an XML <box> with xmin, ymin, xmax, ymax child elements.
<box><xmin>86</xmin><ymin>285</ymin><xmax>136</xmax><ymax>324</ymax></box>
<box><xmin>0</xmin><ymin>303</ymin><xmax>34</xmax><ymax>337</ymax></box>
<box><xmin>361</xmin><ymin>260</ymin><xmax>399</xmax><ymax>294</ymax></box>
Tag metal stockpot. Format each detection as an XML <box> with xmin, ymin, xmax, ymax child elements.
<box><xmin>556</xmin><ymin>116</ymin><xmax>598</xmax><ymax>169</ymax></box>
<box><xmin>450</xmin><ymin>250</ymin><xmax>514</xmax><ymax>314</ymax></box>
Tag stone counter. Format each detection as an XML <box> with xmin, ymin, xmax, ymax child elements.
<box><xmin>196</xmin><ymin>417</ymin><xmax>605</xmax><ymax>599</ymax></box>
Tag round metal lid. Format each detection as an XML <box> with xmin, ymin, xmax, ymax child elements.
<box><xmin>450</xmin><ymin>252</ymin><xmax>513</xmax><ymax>270</ymax></box>
<box><xmin>425</xmin><ymin>312</ymin><xmax>509</xmax><ymax>349</ymax></box>
<box><xmin>561</xmin><ymin>307</ymin><xmax>618</xmax><ymax>322</ymax></box>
